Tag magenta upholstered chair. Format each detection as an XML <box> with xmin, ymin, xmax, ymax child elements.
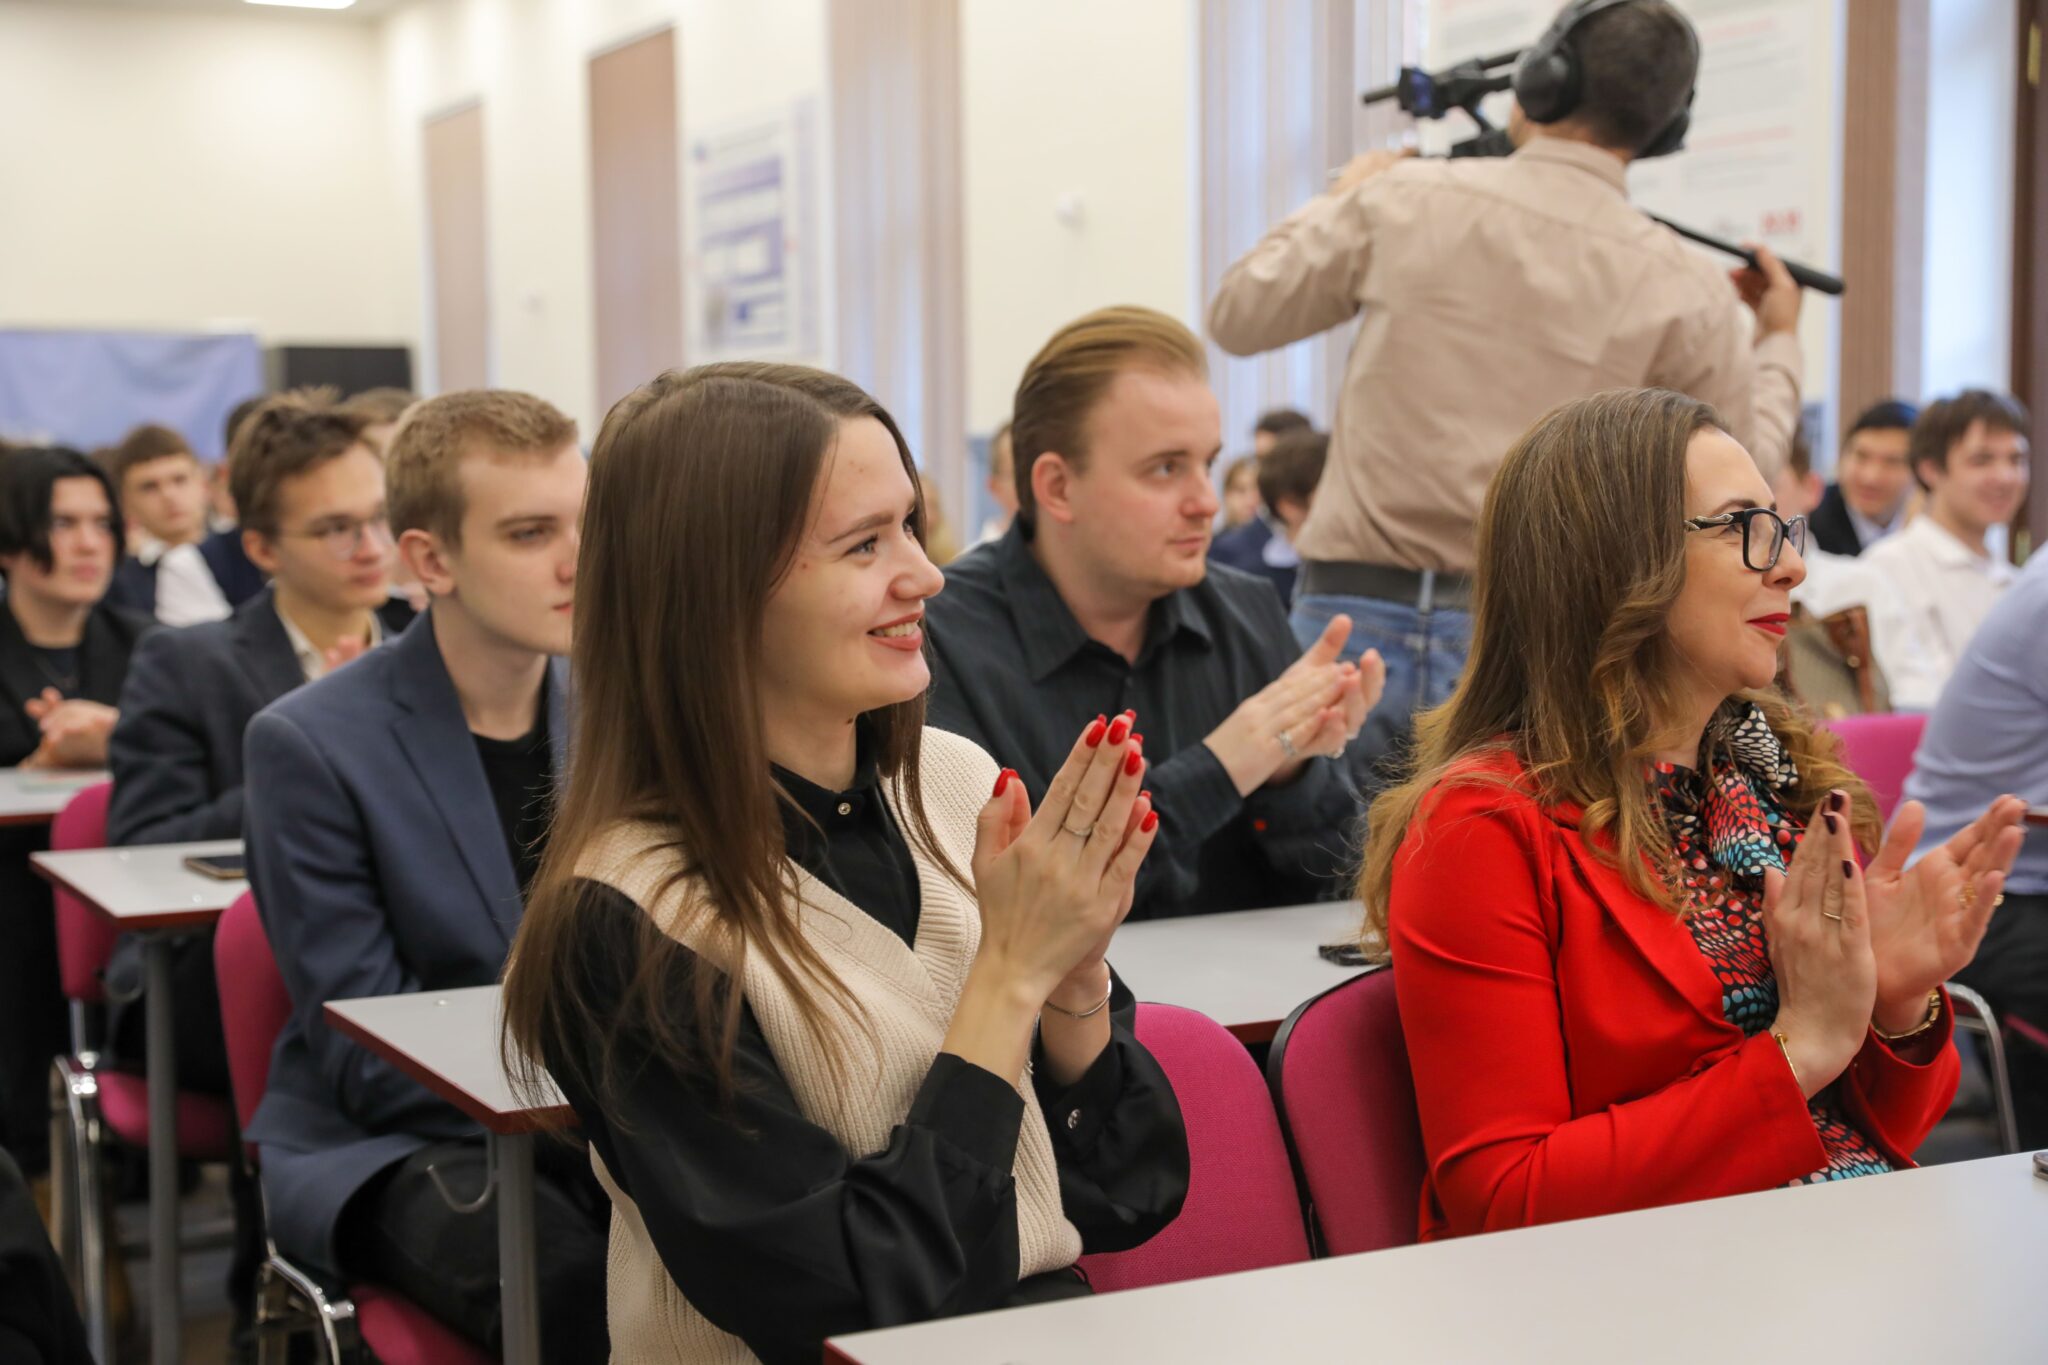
<box><xmin>47</xmin><ymin>782</ymin><xmax>236</xmax><ymax>1359</ymax></box>
<box><xmin>1823</xmin><ymin>712</ymin><xmax>1928</xmax><ymax>821</ymax></box>
<box><xmin>1266</xmin><ymin>968</ymin><xmax>1426</xmax><ymax>1257</ymax></box>
<box><xmin>1075</xmin><ymin>1003</ymin><xmax>1310</xmax><ymax>1292</ymax></box>
<box><xmin>214</xmin><ymin>891</ymin><xmax>493</xmax><ymax>1365</ymax></box>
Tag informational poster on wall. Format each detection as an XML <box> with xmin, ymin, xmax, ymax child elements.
<box><xmin>685</xmin><ymin>100</ymin><xmax>822</xmax><ymax>362</ymax></box>
<box><xmin>1420</xmin><ymin>0</ymin><xmax>1843</xmax><ymax>401</ymax></box>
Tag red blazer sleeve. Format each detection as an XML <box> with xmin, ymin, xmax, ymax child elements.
<box><xmin>1839</xmin><ymin>997</ymin><xmax>1959</xmax><ymax>1157</ymax></box>
<box><xmin>1389</xmin><ymin>782</ymin><xmax>1826</xmax><ymax>1236</ymax></box>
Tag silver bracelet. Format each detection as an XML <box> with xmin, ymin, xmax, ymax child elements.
<box><xmin>1043</xmin><ymin>986</ymin><xmax>1113</xmax><ymax>1020</ymax></box>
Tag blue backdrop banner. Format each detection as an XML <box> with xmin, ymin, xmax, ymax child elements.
<box><xmin>0</xmin><ymin>329</ymin><xmax>265</xmax><ymax>461</ymax></box>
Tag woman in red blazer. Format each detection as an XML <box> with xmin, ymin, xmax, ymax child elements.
<box><xmin>1358</xmin><ymin>388</ymin><xmax>2028</xmax><ymax>1240</ymax></box>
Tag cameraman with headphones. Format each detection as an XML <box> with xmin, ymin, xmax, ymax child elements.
<box><xmin>1209</xmin><ymin>0</ymin><xmax>1802</xmax><ymax>777</ymax></box>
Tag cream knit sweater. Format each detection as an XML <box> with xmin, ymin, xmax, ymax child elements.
<box><xmin>574</xmin><ymin>726</ymin><xmax>1083</xmax><ymax>1363</ymax></box>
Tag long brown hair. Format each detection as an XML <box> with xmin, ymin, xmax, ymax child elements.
<box><xmin>1357</xmin><ymin>388</ymin><xmax>1878</xmax><ymax>952</ymax></box>
<box><xmin>502</xmin><ymin>362</ymin><xmax>962</xmax><ymax>1114</ymax></box>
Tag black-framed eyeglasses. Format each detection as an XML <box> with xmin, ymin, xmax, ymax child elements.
<box><xmin>1683</xmin><ymin>507</ymin><xmax>1808</xmax><ymax>572</ymax></box>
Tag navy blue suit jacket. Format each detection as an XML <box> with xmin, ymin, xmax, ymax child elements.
<box><xmin>1207</xmin><ymin>517</ymin><xmax>1295</xmax><ymax>607</ymax></box>
<box><xmin>106</xmin><ymin>528</ymin><xmax>267</xmax><ymax>620</ymax></box>
<box><xmin>242</xmin><ymin>609</ymin><xmax>569</xmax><ymax>1274</ymax></box>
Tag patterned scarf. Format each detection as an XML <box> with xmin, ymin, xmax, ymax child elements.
<box><xmin>1659</xmin><ymin>701</ymin><xmax>1801</xmax><ymax>885</ymax></box>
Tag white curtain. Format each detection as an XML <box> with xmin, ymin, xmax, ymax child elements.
<box><xmin>829</xmin><ymin>0</ymin><xmax>969</xmax><ymax>530</ymax></box>
<box><xmin>1198</xmin><ymin>0</ymin><xmax>1420</xmax><ymax>446</ymax></box>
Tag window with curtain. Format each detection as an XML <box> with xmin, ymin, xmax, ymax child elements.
<box><xmin>828</xmin><ymin>0</ymin><xmax>968</xmax><ymax>533</ymax></box>
<box><xmin>1198</xmin><ymin>0</ymin><xmax>1418</xmax><ymax>447</ymax></box>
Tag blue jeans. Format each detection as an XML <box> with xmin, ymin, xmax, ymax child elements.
<box><xmin>1291</xmin><ymin>591</ymin><xmax>1472</xmax><ymax>792</ymax></box>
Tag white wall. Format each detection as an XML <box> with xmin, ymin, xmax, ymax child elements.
<box><xmin>1921</xmin><ymin>0</ymin><xmax>2018</xmax><ymax>397</ymax></box>
<box><xmin>0</xmin><ymin>0</ymin><xmax>408</xmax><ymax>345</ymax></box>
<box><xmin>379</xmin><ymin>0</ymin><xmax>832</xmax><ymax>434</ymax></box>
<box><xmin>960</xmin><ymin>0</ymin><xmax>1198</xmax><ymax>431</ymax></box>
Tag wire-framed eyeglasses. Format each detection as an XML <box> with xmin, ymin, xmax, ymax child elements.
<box><xmin>1683</xmin><ymin>507</ymin><xmax>1808</xmax><ymax>572</ymax></box>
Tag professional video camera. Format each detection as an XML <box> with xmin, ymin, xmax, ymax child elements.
<box><xmin>1361</xmin><ymin>49</ymin><xmax>1845</xmax><ymax>295</ymax></box>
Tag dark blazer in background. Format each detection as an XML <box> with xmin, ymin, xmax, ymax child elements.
<box><xmin>1207</xmin><ymin>517</ymin><xmax>1296</xmax><ymax>606</ymax></box>
<box><xmin>105</xmin><ymin>528</ymin><xmax>267</xmax><ymax>621</ymax></box>
<box><xmin>0</xmin><ymin>602</ymin><xmax>153</xmax><ymax>767</ymax></box>
<box><xmin>243</xmin><ymin>610</ymin><xmax>569</xmax><ymax>1275</ymax></box>
<box><xmin>1807</xmin><ymin>484</ymin><xmax>1865</xmax><ymax>558</ymax></box>
<box><xmin>106</xmin><ymin>587</ymin><xmax>415</xmax><ymax>847</ymax></box>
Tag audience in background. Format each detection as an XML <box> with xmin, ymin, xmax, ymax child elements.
<box><xmin>503</xmin><ymin>362</ymin><xmax>1185</xmax><ymax>1363</ymax></box>
<box><xmin>213</xmin><ymin>397</ymin><xmax>266</xmax><ymax>531</ymax></box>
<box><xmin>1770</xmin><ymin>429</ymin><xmax>1888</xmax><ymax>717</ymax></box>
<box><xmin>1218</xmin><ymin>455</ymin><xmax>1259</xmax><ymax>530</ymax></box>
<box><xmin>103</xmin><ymin>423</ymin><xmax>265</xmax><ymax>625</ymax></box>
<box><xmin>1863</xmin><ymin>389</ymin><xmax>2031</xmax><ymax>710</ymax></box>
<box><xmin>1807</xmin><ymin>399</ymin><xmax>1919</xmax><ymax>556</ymax></box>
<box><xmin>1251</xmin><ymin>406</ymin><xmax>1312</xmax><ymax>457</ymax></box>
<box><xmin>243</xmin><ymin>390</ymin><xmax>600</xmax><ymax>1360</ymax></box>
<box><xmin>1362</xmin><ymin>388</ymin><xmax>2024</xmax><ymax>1239</ymax></box>
<box><xmin>1210</xmin><ymin>428</ymin><xmax>1328</xmax><ymax>606</ymax></box>
<box><xmin>977</xmin><ymin>419</ymin><xmax>1018</xmax><ymax>546</ymax></box>
<box><xmin>0</xmin><ymin>448</ymin><xmax>151</xmax><ymax>1195</ymax></box>
<box><xmin>927</xmin><ymin>307</ymin><xmax>1382</xmax><ymax>918</ymax></box>
<box><xmin>1902</xmin><ymin>548</ymin><xmax>2048</xmax><ymax>1147</ymax></box>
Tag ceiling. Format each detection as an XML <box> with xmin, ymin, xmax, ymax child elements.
<box><xmin>31</xmin><ymin>0</ymin><xmax>407</xmax><ymax>20</ymax></box>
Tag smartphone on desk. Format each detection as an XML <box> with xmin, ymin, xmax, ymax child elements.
<box><xmin>183</xmin><ymin>853</ymin><xmax>247</xmax><ymax>881</ymax></box>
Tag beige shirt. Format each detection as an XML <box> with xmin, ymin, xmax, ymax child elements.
<box><xmin>1860</xmin><ymin>515</ymin><xmax>2018</xmax><ymax>711</ymax></box>
<box><xmin>1208</xmin><ymin>137</ymin><xmax>1803</xmax><ymax>574</ymax></box>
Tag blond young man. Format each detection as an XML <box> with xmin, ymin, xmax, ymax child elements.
<box><xmin>242</xmin><ymin>391</ymin><xmax>605</xmax><ymax>1359</ymax></box>
<box><xmin>926</xmin><ymin>306</ymin><xmax>1384</xmax><ymax>919</ymax></box>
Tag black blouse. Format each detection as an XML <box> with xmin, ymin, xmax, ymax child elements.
<box><xmin>548</xmin><ymin>749</ymin><xmax>1189</xmax><ymax>1365</ymax></box>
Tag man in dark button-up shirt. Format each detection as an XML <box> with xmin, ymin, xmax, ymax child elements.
<box><xmin>926</xmin><ymin>305</ymin><xmax>1383</xmax><ymax>919</ymax></box>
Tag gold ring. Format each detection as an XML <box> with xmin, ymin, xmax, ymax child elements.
<box><xmin>1061</xmin><ymin>821</ymin><xmax>1095</xmax><ymax>840</ymax></box>
<box><xmin>1821</xmin><ymin>910</ymin><xmax>1844</xmax><ymax>922</ymax></box>
<box><xmin>1960</xmin><ymin>884</ymin><xmax>1977</xmax><ymax>911</ymax></box>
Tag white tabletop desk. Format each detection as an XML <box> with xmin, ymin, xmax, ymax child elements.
<box><xmin>0</xmin><ymin>767</ymin><xmax>107</xmax><ymax>827</ymax></box>
<box><xmin>1109</xmin><ymin>900</ymin><xmax>1367</xmax><ymax>1042</ymax></box>
<box><xmin>829</xmin><ymin>1153</ymin><xmax>2048</xmax><ymax>1363</ymax></box>
<box><xmin>325</xmin><ymin>985</ymin><xmax>569</xmax><ymax>1365</ymax></box>
<box><xmin>30</xmin><ymin>839</ymin><xmax>245</xmax><ymax>1365</ymax></box>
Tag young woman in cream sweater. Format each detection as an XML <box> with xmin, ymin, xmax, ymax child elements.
<box><xmin>503</xmin><ymin>363</ymin><xmax>1190</xmax><ymax>1364</ymax></box>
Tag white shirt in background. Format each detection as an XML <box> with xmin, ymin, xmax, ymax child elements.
<box><xmin>1859</xmin><ymin>515</ymin><xmax>2018</xmax><ymax>711</ymax></box>
<box><xmin>277</xmin><ymin>604</ymin><xmax>385</xmax><ymax>684</ymax></box>
<box><xmin>1790</xmin><ymin>544</ymin><xmax>1878</xmax><ymax>620</ymax></box>
<box><xmin>152</xmin><ymin>542</ymin><xmax>232</xmax><ymax>627</ymax></box>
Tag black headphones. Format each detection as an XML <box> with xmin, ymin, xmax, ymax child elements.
<box><xmin>1512</xmin><ymin>0</ymin><xmax>1699</xmax><ymax>159</ymax></box>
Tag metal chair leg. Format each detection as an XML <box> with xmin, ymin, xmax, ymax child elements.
<box><xmin>46</xmin><ymin>1063</ymin><xmax>79</xmax><ymax>1290</ymax></box>
<box><xmin>60</xmin><ymin>1061</ymin><xmax>112</xmax><ymax>1364</ymax></box>
<box><xmin>1947</xmin><ymin>982</ymin><xmax>2021</xmax><ymax>1156</ymax></box>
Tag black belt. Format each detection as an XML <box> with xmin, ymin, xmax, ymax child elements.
<box><xmin>1298</xmin><ymin>560</ymin><xmax>1474</xmax><ymax>611</ymax></box>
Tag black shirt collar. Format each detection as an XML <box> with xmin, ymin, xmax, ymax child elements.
<box><xmin>772</xmin><ymin>725</ymin><xmax>884</xmax><ymax>834</ymax></box>
<box><xmin>992</xmin><ymin>522</ymin><xmax>1213</xmax><ymax>681</ymax></box>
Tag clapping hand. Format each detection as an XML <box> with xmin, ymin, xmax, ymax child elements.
<box><xmin>1861</xmin><ymin>795</ymin><xmax>2026</xmax><ymax>1033</ymax></box>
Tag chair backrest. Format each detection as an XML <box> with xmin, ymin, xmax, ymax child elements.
<box><xmin>213</xmin><ymin>891</ymin><xmax>291</xmax><ymax>1145</ymax></box>
<box><xmin>1823</xmin><ymin>712</ymin><xmax>1928</xmax><ymax>821</ymax></box>
<box><xmin>1267</xmin><ymin>968</ymin><xmax>1426</xmax><ymax>1257</ymax></box>
<box><xmin>50</xmin><ymin>781</ymin><xmax>117</xmax><ymax>1004</ymax></box>
<box><xmin>1076</xmin><ymin>1003</ymin><xmax>1309</xmax><ymax>1293</ymax></box>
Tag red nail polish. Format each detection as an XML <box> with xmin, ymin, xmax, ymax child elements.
<box><xmin>1124</xmin><ymin>748</ymin><xmax>1144</xmax><ymax>776</ymax></box>
<box><xmin>1120</xmin><ymin>708</ymin><xmax>1136</xmax><ymax>721</ymax></box>
<box><xmin>1141</xmin><ymin>810</ymin><xmax>1159</xmax><ymax>833</ymax></box>
<box><xmin>1131</xmin><ymin>732</ymin><xmax>1143</xmax><ymax>747</ymax></box>
<box><xmin>1084</xmin><ymin>716</ymin><xmax>1106</xmax><ymax>747</ymax></box>
<box><xmin>993</xmin><ymin>769</ymin><xmax>1013</xmax><ymax>798</ymax></box>
<box><xmin>1106</xmin><ymin>715</ymin><xmax>1131</xmax><ymax>746</ymax></box>
<box><xmin>1140</xmin><ymin>790</ymin><xmax>1152</xmax><ymax>803</ymax></box>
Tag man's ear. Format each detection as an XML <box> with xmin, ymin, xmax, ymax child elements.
<box><xmin>1912</xmin><ymin>455</ymin><xmax>1944</xmax><ymax>495</ymax></box>
<box><xmin>241</xmin><ymin>527</ymin><xmax>280</xmax><ymax>577</ymax></box>
<box><xmin>1030</xmin><ymin>451</ymin><xmax>1079</xmax><ymax>527</ymax></box>
<box><xmin>399</xmin><ymin>527</ymin><xmax>455</xmax><ymax>598</ymax></box>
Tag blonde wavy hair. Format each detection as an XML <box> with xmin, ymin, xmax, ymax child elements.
<box><xmin>1357</xmin><ymin>388</ymin><xmax>1879</xmax><ymax>954</ymax></box>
